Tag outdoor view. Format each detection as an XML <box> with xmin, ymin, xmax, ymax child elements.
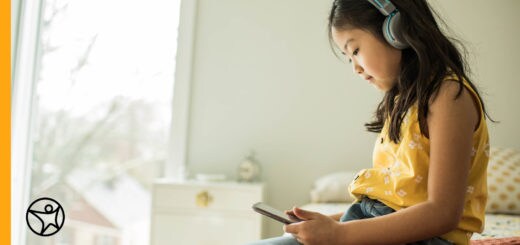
<box><xmin>26</xmin><ymin>0</ymin><xmax>181</xmax><ymax>244</ymax></box>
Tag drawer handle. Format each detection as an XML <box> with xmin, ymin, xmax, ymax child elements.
<box><xmin>196</xmin><ymin>190</ymin><xmax>213</xmax><ymax>208</ymax></box>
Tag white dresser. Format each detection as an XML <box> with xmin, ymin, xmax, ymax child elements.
<box><xmin>151</xmin><ymin>179</ymin><xmax>264</xmax><ymax>245</ymax></box>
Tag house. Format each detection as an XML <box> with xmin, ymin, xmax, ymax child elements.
<box><xmin>27</xmin><ymin>168</ymin><xmax>150</xmax><ymax>245</ymax></box>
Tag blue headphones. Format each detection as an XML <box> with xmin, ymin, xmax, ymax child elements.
<box><xmin>367</xmin><ymin>0</ymin><xmax>409</xmax><ymax>49</ymax></box>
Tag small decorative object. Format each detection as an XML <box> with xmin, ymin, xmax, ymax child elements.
<box><xmin>237</xmin><ymin>150</ymin><xmax>261</xmax><ymax>182</ymax></box>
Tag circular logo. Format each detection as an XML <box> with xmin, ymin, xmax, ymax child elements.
<box><xmin>26</xmin><ymin>197</ymin><xmax>65</xmax><ymax>236</ymax></box>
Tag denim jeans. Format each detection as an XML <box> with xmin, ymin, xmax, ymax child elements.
<box><xmin>244</xmin><ymin>197</ymin><xmax>453</xmax><ymax>245</ymax></box>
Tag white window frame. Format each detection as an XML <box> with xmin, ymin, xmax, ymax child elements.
<box><xmin>11</xmin><ymin>0</ymin><xmax>44</xmax><ymax>244</ymax></box>
<box><xmin>11</xmin><ymin>0</ymin><xmax>198</xmax><ymax>243</ymax></box>
<box><xmin>165</xmin><ymin>0</ymin><xmax>198</xmax><ymax>180</ymax></box>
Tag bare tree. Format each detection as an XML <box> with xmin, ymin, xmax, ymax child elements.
<box><xmin>32</xmin><ymin>0</ymin><xmax>167</xmax><ymax>196</ymax></box>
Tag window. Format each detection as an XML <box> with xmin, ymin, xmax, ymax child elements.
<box><xmin>95</xmin><ymin>235</ymin><xmax>118</xmax><ymax>245</ymax></box>
<box><xmin>25</xmin><ymin>0</ymin><xmax>181</xmax><ymax>244</ymax></box>
<box><xmin>53</xmin><ymin>227</ymin><xmax>74</xmax><ymax>245</ymax></box>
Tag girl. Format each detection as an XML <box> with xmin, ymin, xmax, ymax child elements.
<box><xmin>248</xmin><ymin>0</ymin><xmax>490</xmax><ymax>244</ymax></box>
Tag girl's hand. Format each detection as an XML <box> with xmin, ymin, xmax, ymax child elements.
<box><xmin>284</xmin><ymin>209</ymin><xmax>301</xmax><ymax>222</ymax></box>
<box><xmin>283</xmin><ymin>207</ymin><xmax>341</xmax><ymax>245</ymax></box>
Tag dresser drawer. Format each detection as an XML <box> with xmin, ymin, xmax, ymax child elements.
<box><xmin>151</xmin><ymin>210</ymin><xmax>262</xmax><ymax>245</ymax></box>
<box><xmin>153</xmin><ymin>181</ymin><xmax>263</xmax><ymax>212</ymax></box>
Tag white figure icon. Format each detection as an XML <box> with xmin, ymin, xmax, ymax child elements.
<box><xmin>26</xmin><ymin>198</ymin><xmax>64</xmax><ymax>236</ymax></box>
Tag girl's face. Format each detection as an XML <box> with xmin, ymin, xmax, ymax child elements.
<box><xmin>331</xmin><ymin>27</ymin><xmax>402</xmax><ymax>92</ymax></box>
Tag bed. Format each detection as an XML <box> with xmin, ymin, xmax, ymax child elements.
<box><xmin>301</xmin><ymin>147</ymin><xmax>520</xmax><ymax>244</ymax></box>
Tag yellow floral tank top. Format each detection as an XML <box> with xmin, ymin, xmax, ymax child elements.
<box><xmin>348</xmin><ymin>79</ymin><xmax>489</xmax><ymax>245</ymax></box>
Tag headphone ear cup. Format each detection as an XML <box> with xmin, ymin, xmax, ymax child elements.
<box><xmin>382</xmin><ymin>12</ymin><xmax>409</xmax><ymax>49</ymax></box>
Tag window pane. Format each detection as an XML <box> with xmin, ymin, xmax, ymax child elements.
<box><xmin>27</xmin><ymin>0</ymin><xmax>180</xmax><ymax>244</ymax></box>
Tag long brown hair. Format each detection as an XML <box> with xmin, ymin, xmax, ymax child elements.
<box><xmin>328</xmin><ymin>0</ymin><xmax>493</xmax><ymax>143</ymax></box>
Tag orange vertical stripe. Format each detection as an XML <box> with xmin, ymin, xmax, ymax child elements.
<box><xmin>2</xmin><ymin>0</ymin><xmax>11</xmax><ymax>243</ymax></box>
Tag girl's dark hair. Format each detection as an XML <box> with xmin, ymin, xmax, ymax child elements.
<box><xmin>328</xmin><ymin>0</ymin><xmax>494</xmax><ymax>143</ymax></box>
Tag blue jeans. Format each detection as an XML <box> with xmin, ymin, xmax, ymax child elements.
<box><xmin>245</xmin><ymin>197</ymin><xmax>453</xmax><ymax>245</ymax></box>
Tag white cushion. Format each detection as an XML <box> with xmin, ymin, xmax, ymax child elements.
<box><xmin>310</xmin><ymin>172</ymin><xmax>357</xmax><ymax>203</ymax></box>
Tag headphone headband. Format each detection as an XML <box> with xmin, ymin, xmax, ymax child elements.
<box><xmin>366</xmin><ymin>0</ymin><xmax>409</xmax><ymax>49</ymax></box>
<box><xmin>367</xmin><ymin>0</ymin><xmax>397</xmax><ymax>16</ymax></box>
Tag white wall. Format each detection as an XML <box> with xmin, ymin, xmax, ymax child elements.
<box><xmin>184</xmin><ymin>0</ymin><xmax>520</xmax><ymax>238</ymax></box>
<box><xmin>429</xmin><ymin>0</ymin><xmax>520</xmax><ymax>149</ymax></box>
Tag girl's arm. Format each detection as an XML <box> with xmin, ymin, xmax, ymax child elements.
<box><xmin>328</xmin><ymin>212</ymin><xmax>344</xmax><ymax>221</ymax></box>
<box><xmin>285</xmin><ymin>81</ymin><xmax>480</xmax><ymax>245</ymax></box>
